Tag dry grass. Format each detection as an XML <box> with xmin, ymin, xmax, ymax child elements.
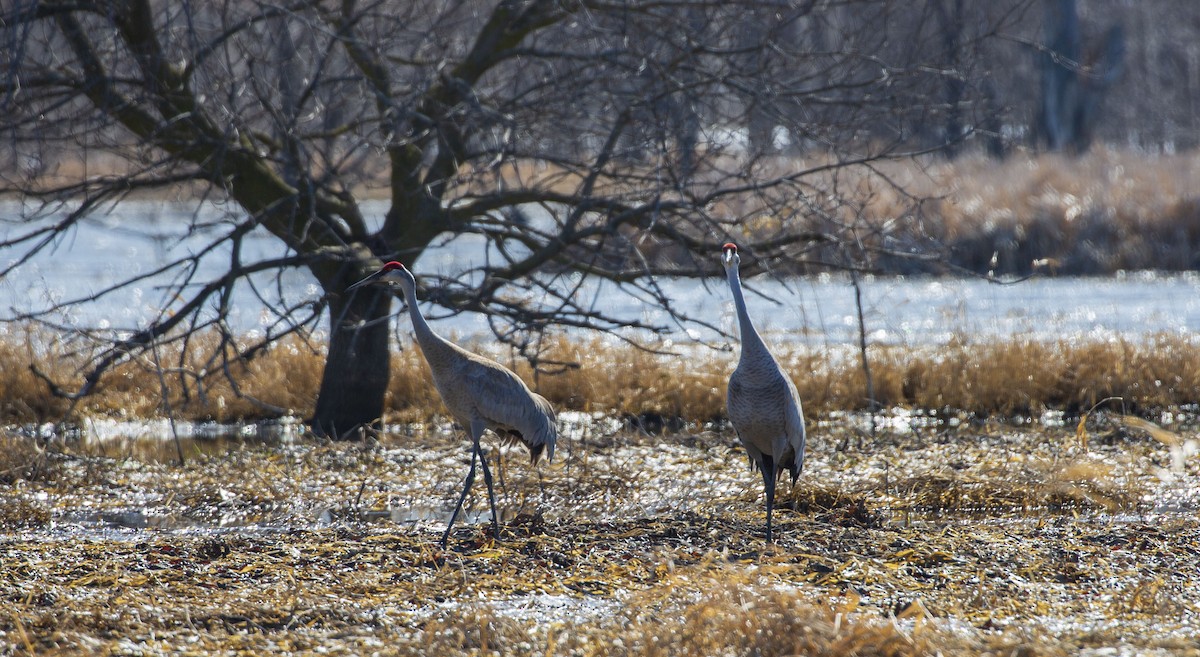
<box><xmin>510</xmin><ymin>336</ymin><xmax>728</xmax><ymax>421</ymax></box>
<box><xmin>398</xmin><ymin>584</ymin><xmax>959</xmax><ymax>657</ymax></box>
<box><xmin>0</xmin><ymin>332</ymin><xmax>72</xmax><ymax>421</ymax></box>
<box><xmin>0</xmin><ymin>433</ymin><xmax>57</xmax><ymax>487</ymax></box>
<box><xmin>921</xmin><ymin>148</ymin><xmax>1200</xmax><ymax>274</ymax></box>
<box><xmin>1</xmin><ymin>421</ymin><xmax>1197</xmax><ymax>656</ymax></box>
<box><xmin>568</xmin><ymin>581</ymin><xmax>980</xmax><ymax>657</ymax></box>
<box><xmin>890</xmin><ymin>460</ymin><xmax>1138</xmax><ymax>515</ymax></box>
<box><xmin>853</xmin><ymin>334</ymin><xmax>1200</xmax><ymax>417</ymax></box>
<box><xmin>931</xmin><ymin>148</ymin><xmax>1200</xmax><ymax>233</ymax></box>
<box><xmin>3</xmin><ymin>329</ymin><xmax>1200</xmax><ymax>427</ymax></box>
<box><xmin>734</xmin><ymin>148</ymin><xmax>1200</xmax><ymax>276</ymax></box>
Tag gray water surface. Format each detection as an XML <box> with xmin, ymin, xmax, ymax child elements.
<box><xmin>3</xmin><ymin>200</ymin><xmax>1198</xmax><ymax>347</ymax></box>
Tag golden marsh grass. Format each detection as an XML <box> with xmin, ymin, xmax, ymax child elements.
<box><xmin>3</xmin><ymin>329</ymin><xmax>1199</xmax><ymax>427</ymax></box>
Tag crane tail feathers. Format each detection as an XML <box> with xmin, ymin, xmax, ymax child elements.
<box><xmin>526</xmin><ymin>442</ymin><xmax>546</xmax><ymax>465</ymax></box>
<box><xmin>502</xmin><ymin>430</ymin><xmax>555</xmax><ymax>465</ymax></box>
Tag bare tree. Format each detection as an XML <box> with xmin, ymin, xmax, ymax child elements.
<box><xmin>0</xmin><ymin>0</ymin><xmax>1021</xmax><ymax>436</ymax></box>
<box><xmin>1036</xmin><ymin>0</ymin><xmax>1125</xmax><ymax>153</ymax></box>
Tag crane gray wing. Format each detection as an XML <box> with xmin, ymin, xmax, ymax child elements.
<box><xmin>464</xmin><ymin>357</ymin><xmax>557</xmax><ymax>463</ymax></box>
<box><xmin>782</xmin><ymin>375</ymin><xmax>806</xmax><ymax>481</ymax></box>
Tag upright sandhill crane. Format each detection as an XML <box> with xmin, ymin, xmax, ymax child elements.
<box><xmin>348</xmin><ymin>261</ymin><xmax>557</xmax><ymax>547</ymax></box>
<box><xmin>721</xmin><ymin>243</ymin><xmax>806</xmax><ymax>543</ymax></box>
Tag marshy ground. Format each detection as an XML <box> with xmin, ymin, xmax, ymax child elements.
<box><xmin>6</xmin><ymin>145</ymin><xmax>1200</xmax><ymax>655</ymax></box>
<box><xmin>2</xmin><ymin>410</ymin><xmax>1198</xmax><ymax>656</ymax></box>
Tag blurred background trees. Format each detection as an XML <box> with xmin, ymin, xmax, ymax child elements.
<box><xmin>0</xmin><ymin>0</ymin><xmax>1196</xmax><ymax>434</ymax></box>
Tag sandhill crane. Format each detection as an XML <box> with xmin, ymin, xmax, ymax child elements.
<box><xmin>721</xmin><ymin>243</ymin><xmax>806</xmax><ymax>543</ymax></box>
<box><xmin>348</xmin><ymin>261</ymin><xmax>557</xmax><ymax>548</ymax></box>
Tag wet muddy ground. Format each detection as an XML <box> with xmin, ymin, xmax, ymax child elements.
<box><xmin>2</xmin><ymin>412</ymin><xmax>1199</xmax><ymax>656</ymax></box>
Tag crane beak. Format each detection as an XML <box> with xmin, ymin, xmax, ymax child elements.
<box><xmin>346</xmin><ymin>269</ymin><xmax>385</xmax><ymax>292</ymax></box>
<box><xmin>722</xmin><ymin>248</ymin><xmax>736</xmax><ymax>266</ymax></box>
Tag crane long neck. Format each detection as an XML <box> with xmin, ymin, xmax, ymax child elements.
<box><xmin>727</xmin><ymin>263</ymin><xmax>772</xmax><ymax>362</ymax></box>
<box><xmin>398</xmin><ymin>275</ymin><xmax>456</xmax><ymax>361</ymax></box>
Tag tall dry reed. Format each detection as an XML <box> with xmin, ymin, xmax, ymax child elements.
<box><xmin>2</xmin><ymin>327</ymin><xmax>1198</xmax><ymax>427</ymax></box>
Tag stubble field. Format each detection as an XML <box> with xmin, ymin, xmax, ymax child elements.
<box><xmin>2</xmin><ymin>407</ymin><xmax>1199</xmax><ymax>656</ymax></box>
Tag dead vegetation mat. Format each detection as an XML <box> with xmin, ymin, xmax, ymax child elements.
<box><xmin>2</xmin><ymin>420</ymin><xmax>1199</xmax><ymax>656</ymax></box>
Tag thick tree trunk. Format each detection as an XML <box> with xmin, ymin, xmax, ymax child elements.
<box><xmin>310</xmin><ymin>286</ymin><xmax>393</xmax><ymax>438</ymax></box>
<box><xmin>1038</xmin><ymin>0</ymin><xmax>1124</xmax><ymax>154</ymax></box>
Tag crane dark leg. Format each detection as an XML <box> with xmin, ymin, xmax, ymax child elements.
<box><xmin>478</xmin><ymin>447</ymin><xmax>500</xmax><ymax>541</ymax></box>
<box><xmin>474</xmin><ymin>420</ymin><xmax>500</xmax><ymax>541</ymax></box>
<box><xmin>441</xmin><ymin>442</ymin><xmax>479</xmax><ymax>549</ymax></box>
<box><xmin>761</xmin><ymin>455</ymin><xmax>776</xmax><ymax>543</ymax></box>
